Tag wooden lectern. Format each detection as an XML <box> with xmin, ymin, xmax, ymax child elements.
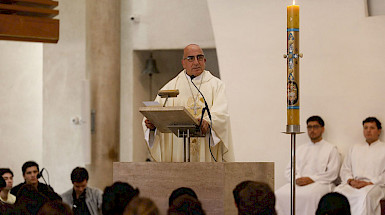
<box><xmin>140</xmin><ymin>106</ymin><xmax>204</xmax><ymax>162</ymax></box>
<box><xmin>113</xmin><ymin>162</ymin><xmax>274</xmax><ymax>215</ymax></box>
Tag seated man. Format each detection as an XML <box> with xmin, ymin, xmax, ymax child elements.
<box><xmin>0</xmin><ymin>168</ymin><xmax>16</xmax><ymax>204</ymax></box>
<box><xmin>275</xmin><ymin>116</ymin><xmax>341</xmax><ymax>215</ymax></box>
<box><xmin>61</xmin><ymin>167</ymin><xmax>103</xmax><ymax>215</ymax></box>
<box><xmin>233</xmin><ymin>180</ymin><xmax>276</xmax><ymax>215</ymax></box>
<box><xmin>335</xmin><ymin>117</ymin><xmax>385</xmax><ymax>215</ymax></box>
<box><xmin>11</xmin><ymin>161</ymin><xmax>61</xmax><ymax>201</ymax></box>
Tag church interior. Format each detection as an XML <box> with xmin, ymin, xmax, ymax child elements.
<box><xmin>0</xmin><ymin>0</ymin><xmax>384</xmax><ymax>214</ymax></box>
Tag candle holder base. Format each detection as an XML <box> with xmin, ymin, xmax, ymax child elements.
<box><xmin>284</xmin><ymin>125</ymin><xmax>303</xmax><ymax>134</ymax></box>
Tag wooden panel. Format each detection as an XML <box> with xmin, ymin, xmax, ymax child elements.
<box><xmin>0</xmin><ymin>14</ymin><xmax>58</xmax><ymax>43</ymax></box>
<box><xmin>113</xmin><ymin>162</ymin><xmax>274</xmax><ymax>215</ymax></box>
<box><xmin>0</xmin><ymin>3</ymin><xmax>58</xmax><ymax>17</ymax></box>
<box><xmin>0</xmin><ymin>0</ymin><xmax>58</xmax><ymax>8</ymax></box>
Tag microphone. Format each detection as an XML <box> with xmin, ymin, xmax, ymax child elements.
<box><xmin>188</xmin><ymin>74</ymin><xmax>212</xmax><ymax>128</ymax></box>
<box><xmin>37</xmin><ymin>168</ymin><xmax>45</xmax><ymax>179</ymax></box>
<box><xmin>189</xmin><ymin>74</ymin><xmax>216</xmax><ymax>162</ymax></box>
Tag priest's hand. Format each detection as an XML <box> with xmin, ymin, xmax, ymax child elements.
<box><xmin>348</xmin><ymin>179</ymin><xmax>373</xmax><ymax>189</ymax></box>
<box><xmin>295</xmin><ymin>177</ymin><xmax>314</xmax><ymax>186</ymax></box>
<box><xmin>197</xmin><ymin>118</ymin><xmax>209</xmax><ymax>134</ymax></box>
<box><xmin>145</xmin><ymin>119</ymin><xmax>156</xmax><ymax>130</ymax></box>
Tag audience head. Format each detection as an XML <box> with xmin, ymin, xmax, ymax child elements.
<box><xmin>37</xmin><ymin>200</ymin><xmax>74</xmax><ymax>215</ymax></box>
<box><xmin>22</xmin><ymin>161</ymin><xmax>40</xmax><ymax>186</ymax></box>
<box><xmin>169</xmin><ymin>187</ymin><xmax>198</xmax><ymax>207</ymax></box>
<box><xmin>316</xmin><ymin>192</ymin><xmax>351</xmax><ymax>215</ymax></box>
<box><xmin>167</xmin><ymin>194</ymin><xmax>206</xmax><ymax>215</ymax></box>
<box><xmin>124</xmin><ymin>197</ymin><xmax>159</xmax><ymax>215</ymax></box>
<box><xmin>233</xmin><ymin>181</ymin><xmax>276</xmax><ymax>215</ymax></box>
<box><xmin>102</xmin><ymin>181</ymin><xmax>140</xmax><ymax>215</ymax></box>
<box><xmin>0</xmin><ymin>177</ymin><xmax>6</xmax><ymax>189</ymax></box>
<box><xmin>15</xmin><ymin>184</ymin><xmax>49</xmax><ymax>214</ymax></box>
<box><xmin>70</xmin><ymin>167</ymin><xmax>89</xmax><ymax>197</ymax></box>
<box><xmin>0</xmin><ymin>168</ymin><xmax>14</xmax><ymax>191</ymax></box>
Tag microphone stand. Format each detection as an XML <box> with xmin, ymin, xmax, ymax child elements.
<box><xmin>189</xmin><ymin>75</ymin><xmax>217</xmax><ymax>162</ymax></box>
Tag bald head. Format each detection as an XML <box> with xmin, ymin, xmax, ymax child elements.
<box><xmin>182</xmin><ymin>44</ymin><xmax>206</xmax><ymax>77</ymax></box>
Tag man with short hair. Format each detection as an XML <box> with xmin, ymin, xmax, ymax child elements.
<box><xmin>61</xmin><ymin>167</ymin><xmax>103</xmax><ymax>215</ymax></box>
<box><xmin>143</xmin><ymin>44</ymin><xmax>234</xmax><ymax>162</ymax></box>
<box><xmin>11</xmin><ymin>161</ymin><xmax>61</xmax><ymax>201</ymax></box>
<box><xmin>233</xmin><ymin>180</ymin><xmax>276</xmax><ymax>215</ymax></box>
<box><xmin>335</xmin><ymin>117</ymin><xmax>385</xmax><ymax>215</ymax></box>
<box><xmin>275</xmin><ymin>116</ymin><xmax>341</xmax><ymax>215</ymax></box>
<box><xmin>0</xmin><ymin>168</ymin><xmax>16</xmax><ymax>204</ymax></box>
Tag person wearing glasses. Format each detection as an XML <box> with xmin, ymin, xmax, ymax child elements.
<box><xmin>334</xmin><ymin>117</ymin><xmax>385</xmax><ymax>215</ymax></box>
<box><xmin>143</xmin><ymin>44</ymin><xmax>234</xmax><ymax>162</ymax></box>
<box><xmin>275</xmin><ymin>116</ymin><xmax>341</xmax><ymax>215</ymax></box>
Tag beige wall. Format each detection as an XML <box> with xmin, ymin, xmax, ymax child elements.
<box><xmin>207</xmin><ymin>0</ymin><xmax>385</xmax><ymax>188</ymax></box>
<box><xmin>43</xmin><ymin>0</ymin><xmax>88</xmax><ymax>193</ymax></box>
<box><xmin>0</xmin><ymin>41</ymin><xmax>43</xmax><ymax>185</ymax></box>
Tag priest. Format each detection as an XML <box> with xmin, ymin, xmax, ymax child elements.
<box><xmin>142</xmin><ymin>44</ymin><xmax>234</xmax><ymax>162</ymax></box>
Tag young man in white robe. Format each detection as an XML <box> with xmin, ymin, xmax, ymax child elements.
<box><xmin>142</xmin><ymin>44</ymin><xmax>234</xmax><ymax>162</ymax></box>
<box><xmin>275</xmin><ymin>116</ymin><xmax>341</xmax><ymax>215</ymax></box>
<box><xmin>335</xmin><ymin>116</ymin><xmax>385</xmax><ymax>215</ymax></box>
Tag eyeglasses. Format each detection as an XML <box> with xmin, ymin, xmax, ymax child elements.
<box><xmin>307</xmin><ymin>125</ymin><xmax>321</xmax><ymax>129</ymax></box>
<box><xmin>184</xmin><ymin>55</ymin><xmax>205</xmax><ymax>62</ymax></box>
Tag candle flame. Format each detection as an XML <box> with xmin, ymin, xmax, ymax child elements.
<box><xmin>293</xmin><ymin>0</ymin><xmax>295</xmax><ymax>5</ymax></box>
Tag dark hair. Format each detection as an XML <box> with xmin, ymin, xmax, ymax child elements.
<box><xmin>15</xmin><ymin>184</ymin><xmax>49</xmax><ymax>214</ymax></box>
<box><xmin>167</xmin><ymin>194</ymin><xmax>206</xmax><ymax>215</ymax></box>
<box><xmin>0</xmin><ymin>168</ymin><xmax>14</xmax><ymax>177</ymax></box>
<box><xmin>169</xmin><ymin>187</ymin><xmax>198</xmax><ymax>207</ymax></box>
<box><xmin>124</xmin><ymin>197</ymin><xmax>159</xmax><ymax>215</ymax></box>
<box><xmin>316</xmin><ymin>192</ymin><xmax>351</xmax><ymax>215</ymax></box>
<box><xmin>0</xmin><ymin>177</ymin><xmax>6</xmax><ymax>188</ymax></box>
<box><xmin>22</xmin><ymin>161</ymin><xmax>39</xmax><ymax>176</ymax></box>
<box><xmin>233</xmin><ymin>181</ymin><xmax>276</xmax><ymax>215</ymax></box>
<box><xmin>71</xmin><ymin>167</ymin><xmax>89</xmax><ymax>183</ymax></box>
<box><xmin>363</xmin><ymin>117</ymin><xmax>382</xmax><ymax>129</ymax></box>
<box><xmin>307</xmin><ymin>115</ymin><xmax>325</xmax><ymax>127</ymax></box>
<box><xmin>102</xmin><ymin>182</ymin><xmax>140</xmax><ymax>215</ymax></box>
<box><xmin>37</xmin><ymin>200</ymin><xmax>74</xmax><ymax>215</ymax></box>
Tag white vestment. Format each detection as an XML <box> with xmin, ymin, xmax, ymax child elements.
<box><xmin>334</xmin><ymin>140</ymin><xmax>385</xmax><ymax>215</ymax></box>
<box><xmin>142</xmin><ymin>70</ymin><xmax>234</xmax><ymax>162</ymax></box>
<box><xmin>275</xmin><ymin>140</ymin><xmax>341</xmax><ymax>215</ymax></box>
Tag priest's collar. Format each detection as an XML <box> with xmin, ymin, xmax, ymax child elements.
<box><xmin>184</xmin><ymin>70</ymin><xmax>204</xmax><ymax>81</ymax></box>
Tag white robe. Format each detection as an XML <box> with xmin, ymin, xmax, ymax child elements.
<box><xmin>275</xmin><ymin>139</ymin><xmax>341</xmax><ymax>215</ymax></box>
<box><xmin>142</xmin><ymin>70</ymin><xmax>234</xmax><ymax>162</ymax></box>
<box><xmin>334</xmin><ymin>140</ymin><xmax>385</xmax><ymax>215</ymax></box>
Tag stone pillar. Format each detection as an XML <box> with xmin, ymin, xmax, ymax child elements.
<box><xmin>86</xmin><ymin>0</ymin><xmax>120</xmax><ymax>190</ymax></box>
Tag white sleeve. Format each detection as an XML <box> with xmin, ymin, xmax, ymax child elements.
<box><xmin>208</xmin><ymin>129</ymin><xmax>220</xmax><ymax>147</ymax></box>
<box><xmin>144</xmin><ymin>128</ymin><xmax>157</xmax><ymax>148</ymax></box>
